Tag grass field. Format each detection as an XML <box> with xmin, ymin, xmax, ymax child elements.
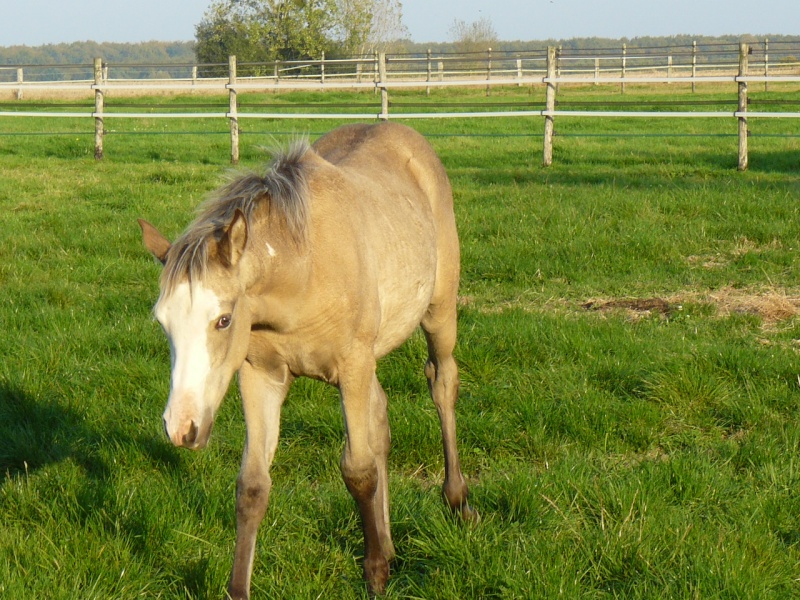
<box><xmin>1</xmin><ymin>85</ymin><xmax>800</xmax><ymax>598</ymax></box>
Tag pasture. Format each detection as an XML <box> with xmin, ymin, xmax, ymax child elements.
<box><xmin>1</xmin><ymin>86</ymin><xmax>800</xmax><ymax>598</ymax></box>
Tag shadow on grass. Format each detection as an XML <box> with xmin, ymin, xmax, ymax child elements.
<box><xmin>0</xmin><ymin>381</ymin><xmax>107</xmax><ymax>478</ymax></box>
<box><xmin>747</xmin><ymin>149</ymin><xmax>800</xmax><ymax>174</ymax></box>
<box><xmin>175</xmin><ymin>555</ymin><xmax>214</xmax><ymax>600</ymax></box>
<box><xmin>0</xmin><ymin>380</ymin><xmax>183</xmax><ymax>479</ymax></box>
<box><xmin>0</xmin><ymin>379</ymin><xmax>211</xmax><ymax>589</ymax></box>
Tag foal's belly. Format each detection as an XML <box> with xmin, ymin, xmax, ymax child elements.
<box><xmin>373</xmin><ymin>277</ymin><xmax>434</xmax><ymax>359</ymax></box>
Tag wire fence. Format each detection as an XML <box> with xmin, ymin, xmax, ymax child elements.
<box><xmin>1</xmin><ymin>41</ymin><xmax>799</xmax><ymax>166</ymax></box>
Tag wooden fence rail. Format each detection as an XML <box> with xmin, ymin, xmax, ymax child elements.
<box><xmin>1</xmin><ymin>43</ymin><xmax>799</xmax><ymax>168</ymax></box>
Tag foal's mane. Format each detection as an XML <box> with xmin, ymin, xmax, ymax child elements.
<box><xmin>161</xmin><ymin>139</ymin><xmax>311</xmax><ymax>294</ymax></box>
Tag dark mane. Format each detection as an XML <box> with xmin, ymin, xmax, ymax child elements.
<box><xmin>161</xmin><ymin>139</ymin><xmax>311</xmax><ymax>294</ymax></box>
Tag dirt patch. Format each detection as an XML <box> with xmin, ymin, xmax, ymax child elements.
<box><xmin>582</xmin><ymin>297</ymin><xmax>675</xmax><ymax>317</ymax></box>
<box><xmin>582</xmin><ymin>287</ymin><xmax>800</xmax><ymax>326</ymax></box>
<box><xmin>461</xmin><ymin>286</ymin><xmax>800</xmax><ymax>328</ymax></box>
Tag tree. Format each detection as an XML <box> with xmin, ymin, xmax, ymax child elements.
<box><xmin>333</xmin><ymin>0</ymin><xmax>408</xmax><ymax>55</ymax></box>
<box><xmin>449</xmin><ymin>17</ymin><xmax>498</xmax><ymax>54</ymax></box>
<box><xmin>195</xmin><ymin>0</ymin><xmax>335</xmax><ymax>66</ymax></box>
<box><xmin>194</xmin><ymin>0</ymin><xmax>407</xmax><ymax>67</ymax></box>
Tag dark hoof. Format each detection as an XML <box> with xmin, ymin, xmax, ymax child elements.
<box><xmin>365</xmin><ymin>555</ymin><xmax>389</xmax><ymax>596</ymax></box>
<box><xmin>460</xmin><ymin>503</ymin><xmax>480</xmax><ymax>524</ymax></box>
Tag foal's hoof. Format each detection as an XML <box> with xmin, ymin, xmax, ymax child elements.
<box><xmin>460</xmin><ymin>502</ymin><xmax>480</xmax><ymax>524</ymax></box>
<box><xmin>365</xmin><ymin>555</ymin><xmax>390</xmax><ymax>596</ymax></box>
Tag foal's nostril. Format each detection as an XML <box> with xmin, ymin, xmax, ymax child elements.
<box><xmin>182</xmin><ymin>420</ymin><xmax>199</xmax><ymax>446</ymax></box>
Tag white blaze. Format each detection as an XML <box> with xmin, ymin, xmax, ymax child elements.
<box><xmin>155</xmin><ymin>281</ymin><xmax>222</xmax><ymax>443</ymax></box>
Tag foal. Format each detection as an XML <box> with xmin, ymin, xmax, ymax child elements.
<box><xmin>140</xmin><ymin>122</ymin><xmax>476</xmax><ymax>597</ymax></box>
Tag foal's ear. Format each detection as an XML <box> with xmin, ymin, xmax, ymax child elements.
<box><xmin>138</xmin><ymin>219</ymin><xmax>171</xmax><ymax>265</ymax></box>
<box><xmin>219</xmin><ymin>209</ymin><xmax>248</xmax><ymax>268</ymax></box>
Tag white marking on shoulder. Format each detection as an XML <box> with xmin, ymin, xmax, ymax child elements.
<box><xmin>266</xmin><ymin>242</ymin><xmax>277</xmax><ymax>257</ymax></box>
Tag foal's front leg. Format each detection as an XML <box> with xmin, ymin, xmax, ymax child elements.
<box><xmin>227</xmin><ymin>362</ymin><xmax>292</xmax><ymax>600</ymax></box>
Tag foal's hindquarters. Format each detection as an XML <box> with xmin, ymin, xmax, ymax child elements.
<box><xmin>323</xmin><ymin>125</ymin><xmax>477</xmax><ymax>595</ymax></box>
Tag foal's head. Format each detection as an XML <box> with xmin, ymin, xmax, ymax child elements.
<box><xmin>140</xmin><ymin>211</ymin><xmax>252</xmax><ymax>449</ymax></box>
<box><xmin>140</xmin><ymin>144</ymin><xmax>310</xmax><ymax>449</ymax></box>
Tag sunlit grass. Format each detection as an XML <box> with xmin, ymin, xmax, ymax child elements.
<box><xmin>1</xmin><ymin>87</ymin><xmax>799</xmax><ymax>597</ymax></box>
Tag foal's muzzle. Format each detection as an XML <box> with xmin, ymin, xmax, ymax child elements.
<box><xmin>163</xmin><ymin>411</ymin><xmax>213</xmax><ymax>450</ymax></box>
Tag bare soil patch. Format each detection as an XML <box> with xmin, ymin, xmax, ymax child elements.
<box><xmin>461</xmin><ymin>286</ymin><xmax>800</xmax><ymax>328</ymax></box>
<box><xmin>582</xmin><ymin>286</ymin><xmax>800</xmax><ymax>326</ymax></box>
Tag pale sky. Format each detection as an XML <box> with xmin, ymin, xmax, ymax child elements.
<box><xmin>0</xmin><ymin>0</ymin><xmax>797</xmax><ymax>47</ymax></box>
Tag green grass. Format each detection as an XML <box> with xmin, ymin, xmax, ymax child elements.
<box><xmin>1</xmin><ymin>86</ymin><xmax>800</xmax><ymax>598</ymax></box>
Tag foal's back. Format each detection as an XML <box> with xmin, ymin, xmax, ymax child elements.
<box><xmin>306</xmin><ymin>122</ymin><xmax>460</xmax><ymax>359</ymax></box>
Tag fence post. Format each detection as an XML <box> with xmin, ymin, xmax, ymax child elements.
<box><xmin>556</xmin><ymin>45</ymin><xmax>561</xmax><ymax>93</ymax></box>
<box><xmin>228</xmin><ymin>55</ymin><xmax>239</xmax><ymax>165</ymax></box>
<box><xmin>667</xmin><ymin>54</ymin><xmax>672</xmax><ymax>83</ymax></box>
<box><xmin>16</xmin><ymin>68</ymin><xmax>23</xmax><ymax>100</ymax></box>
<box><xmin>764</xmin><ymin>38</ymin><xmax>769</xmax><ymax>92</ymax></box>
<box><xmin>621</xmin><ymin>43</ymin><xmax>626</xmax><ymax>94</ymax></box>
<box><xmin>737</xmin><ymin>43</ymin><xmax>749</xmax><ymax>171</ymax></box>
<box><xmin>373</xmin><ymin>51</ymin><xmax>379</xmax><ymax>95</ymax></box>
<box><xmin>486</xmin><ymin>47</ymin><xmax>492</xmax><ymax>96</ymax></box>
<box><xmin>426</xmin><ymin>48</ymin><xmax>432</xmax><ymax>96</ymax></box>
<box><xmin>594</xmin><ymin>58</ymin><xmax>600</xmax><ymax>84</ymax></box>
<box><xmin>378</xmin><ymin>52</ymin><xmax>388</xmax><ymax>120</ymax></box>
<box><xmin>93</xmin><ymin>58</ymin><xmax>104</xmax><ymax>160</ymax></box>
<box><xmin>692</xmin><ymin>41</ymin><xmax>697</xmax><ymax>93</ymax></box>
<box><xmin>320</xmin><ymin>51</ymin><xmax>325</xmax><ymax>85</ymax></box>
<box><xmin>516</xmin><ymin>58</ymin><xmax>523</xmax><ymax>87</ymax></box>
<box><xmin>543</xmin><ymin>46</ymin><xmax>557</xmax><ymax>167</ymax></box>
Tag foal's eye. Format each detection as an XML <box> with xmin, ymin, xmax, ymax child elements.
<box><xmin>215</xmin><ymin>314</ymin><xmax>232</xmax><ymax>330</ymax></box>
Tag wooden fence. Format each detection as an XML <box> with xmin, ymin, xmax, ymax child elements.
<box><xmin>1</xmin><ymin>42</ymin><xmax>799</xmax><ymax>168</ymax></box>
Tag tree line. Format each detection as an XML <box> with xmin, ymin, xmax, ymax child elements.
<box><xmin>1</xmin><ymin>33</ymin><xmax>798</xmax><ymax>70</ymax></box>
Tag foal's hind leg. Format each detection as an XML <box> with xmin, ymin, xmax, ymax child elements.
<box><xmin>369</xmin><ymin>374</ymin><xmax>395</xmax><ymax>562</ymax></box>
<box><xmin>422</xmin><ymin>307</ymin><xmax>478</xmax><ymax>522</ymax></box>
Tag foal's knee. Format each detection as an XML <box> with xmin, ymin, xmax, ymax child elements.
<box><xmin>236</xmin><ymin>475</ymin><xmax>272</xmax><ymax>518</ymax></box>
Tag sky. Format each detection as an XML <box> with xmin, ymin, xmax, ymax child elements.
<box><xmin>0</xmin><ymin>0</ymin><xmax>798</xmax><ymax>47</ymax></box>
